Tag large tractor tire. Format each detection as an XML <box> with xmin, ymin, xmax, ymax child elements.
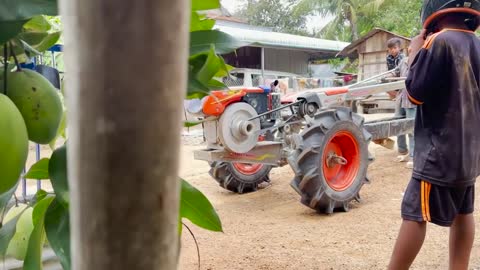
<box><xmin>289</xmin><ymin>108</ymin><xmax>371</xmax><ymax>214</ymax></box>
<box><xmin>209</xmin><ymin>162</ymin><xmax>272</xmax><ymax>194</ymax></box>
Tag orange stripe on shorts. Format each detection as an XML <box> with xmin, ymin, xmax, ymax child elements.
<box><xmin>425</xmin><ymin>182</ymin><xmax>431</xmax><ymax>222</ymax></box>
<box><xmin>421</xmin><ymin>181</ymin><xmax>427</xmax><ymax>221</ymax></box>
<box><xmin>420</xmin><ymin>181</ymin><xmax>432</xmax><ymax>222</ymax></box>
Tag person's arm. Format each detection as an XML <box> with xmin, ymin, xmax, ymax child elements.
<box><xmin>408</xmin><ymin>30</ymin><xmax>427</xmax><ymax>67</ymax></box>
<box><xmin>398</xmin><ymin>57</ymin><xmax>409</xmax><ymax>77</ymax></box>
<box><xmin>405</xmin><ymin>31</ymin><xmax>446</xmax><ymax>105</ymax></box>
<box><xmin>393</xmin><ymin>54</ymin><xmax>404</xmax><ymax>77</ymax></box>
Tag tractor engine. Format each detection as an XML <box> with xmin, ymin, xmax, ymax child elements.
<box><xmin>187</xmin><ymin>86</ymin><xmax>281</xmax><ymax>153</ymax></box>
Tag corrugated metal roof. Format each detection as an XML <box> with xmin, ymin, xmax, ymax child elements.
<box><xmin>214</xmin><ymin>24</ymin><xmax>349</xmax><ymax>53</ymax></box>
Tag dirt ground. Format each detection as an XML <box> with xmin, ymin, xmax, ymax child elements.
<box><xmin>178</xmin><ymin>130</ymin><xmax>480</xmax><ymax>270</ymax></box>
<box><xmin>20</xmin><ymin>124</ymin><xmax>480</xmax><ymax>269</ymax></box>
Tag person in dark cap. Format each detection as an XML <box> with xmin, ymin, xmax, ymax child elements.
<box><xmin>388</xmin><ymin>1</ymin><xmax>480</xmax><ymax>269</ymax></box>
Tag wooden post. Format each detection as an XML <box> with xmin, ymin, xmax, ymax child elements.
<box><xmin>60</xmin><ymin>0</ymin><xmax>189</xmax><ymax>269</ymax></box>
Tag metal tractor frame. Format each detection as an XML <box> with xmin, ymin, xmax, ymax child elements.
<box><xmin>190</xmin><ymin>69</ymin><xmax>414</xmax><ymax>214</ymax></box>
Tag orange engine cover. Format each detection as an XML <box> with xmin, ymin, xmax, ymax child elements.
<box><xmin>202</xmin><ymin>87</ymin><xmax>267</xmax><ymax>116</ymax></box>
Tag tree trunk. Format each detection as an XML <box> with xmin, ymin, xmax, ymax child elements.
<box><xmin>348</xmin><ymin>17</ymin><xmax>359</xmax><ymax>41</ymax></box>
<box><xmin>59</xmin><ymin>0</ymin><xmax>189</xmax><ymax>269</ymax></box>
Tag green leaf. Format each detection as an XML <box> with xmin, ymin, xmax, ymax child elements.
<box><xmin>189</xmin><ymin>53</ymin><xmax>208</xmax><ymax>72</ymax></box>
<box><xmin>49</xmin><ymin>109</ymin><xmax>67</xmax><ymax>149</ymax></box>
<box><xmin>1</xmin><ymin>24</ymin><xmax>61</xmax><ymax>60</ymax></box>
<box><xmin>23</xmin><ymin>15</ymin><xmax>52</xmax><ymax>32</ymax></box>
<box><xmin>1</xmin><ymin>38</ymin><xmax>40</xmax><ymax>64</ymax></box>
<box><xmin>19</xmin><ymin>31</ymin><xmax>61</xmax><ymax>52</ymax></box>
<box><xmin>180</xmin><ymin>179</ymin><xmax>222</xmax><ymax>232</ymax></box>
<box><xmin>45</xmin><ymin>199</ymin><xmax>70</xmax><ymax>270</ymax></box>
<box><xmin>24</xmin><ymin>158</ymin><xmax>50</xmax><ymax>180</ymax></box>
<box><xmin>187</xmin><ymin>76</ymin><xmax>211</xmax><ymax>99</ymax></box>
<box><xmin>190</xmin><ymin>30</ymin><xmax>246</xmax><ymax>55</ymax></box>
<box><xmin>18</xmin><ymin>32</ymin><xmax>48</xmax><ymax>46</ymax></box>
<box><xmin>184</xmin><ymin>121</ymin><xmax>204</xmax><ymax>128</ymax></box>
<box><xmin>32</xmin><ymin>31</ymin><xmax>60</xmax><ymax>52</ymax></box>
<box><xmin>208</xmin><ymin>78</ymin><xmax>226</xmax><ymax>89</ymax></box>
<box><xmin>196</xmin><ymin>45</ymin><xmax>222</xmax><ymax>85</ymax></box>
<box><xmin>48</xmin><ymin>144</ymin><xmax>69</xmax><ymax>206</ymax></box>
<box><xmin>0</xmin><ymin>0</ymin><xmax>58</xmax><ymax>45</ymax></box>
<box><xmin>0</xmin><ymin>0</ymin><xmax>58</xmax><ymax>21</ymax></box>
<box><xmin>214</xmin><ymin>56</ymin><xmax>233</xmax><ymax>78</ymax></box>
<box><xmin>186</xmin><ymin>91</ymin><xmax>210</xmax><ymax>99</ymax></box>
<box><xmin>190</xmin><ymin>12</ymin><xmax>215</xmax><ymax>32</ymax></box>
<box><xmin>33</xmin><ymin>190</ymin><xmax>48</xmax><ymax>204</ymax></box>
<box><xmin>0</xmin><ymin>208</ymin><xmax>27</xmax><ymax>258</ymax></box>
<box><xmin>23</xmin><ymin>196</ymin><xmax>54</xmax><ymax>270</ymax></box>
<box><xmin>0</xmin><ymin>183</ymin><xmax>19</xmax><ymax>224</ymax></box>
<box><xmin>191</xmin><ymin>0</ymin><xmax>220</xmax><ymax>11</ymax></box>
<box><xmin>178</xmin><ymin>216</ymin><xmax>183</xmax><ymax>234</ymax></box>
<box><xmin>0</xmin><ymin>20</ymin><xmax>28</xmax><ymax>45</ymax></box>
<box><xmin>19</xmin><ymin>39</ymin><xmax>42</xmax><ymax>56</ymax></box>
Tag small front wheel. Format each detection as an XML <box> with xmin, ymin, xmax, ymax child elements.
<box><xmin>209</xmin><ymin>162</ymin><xmax>272</xmax><ymax>194</ymax></box>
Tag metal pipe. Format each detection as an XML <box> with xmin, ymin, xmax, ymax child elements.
<box><xmin>248</xmin><ymin>101</ymin><xmax>301</xmax><ymax>121</ymax></box>
<box><xmin>348</xmin><ymin>67</ymin><xmax>400</xmax><ymax>89</ymax></box>
<box><xmin>51</xmin><ymin>51</ymin><xmax>56</xmax><ymax>69</ymax></box>
<box><xmin>36</xmin><ymin>144</ymin><xmax>41</xmax><ymax>190</ymax></box>
<box><xmin>347</xmin><ymin>80</ymin><xmax>406</xmax><ymax>99</ymax></box>
<box><xmin>22</xmin><ymin>168</ymin><xmax>26</xmax><ymax>200</ymax></box>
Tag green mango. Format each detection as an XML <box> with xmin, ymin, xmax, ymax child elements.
<box><xmin>4</xmin><ymin>204</ymin><xmax>34</xmax><ymax>260</ymax></box>
<box><xmin>0</xmin><ymin>94</ymin><xmax>29</xmax><ymax>194</ymax></box>
<box><xmin>6</xmin><ymin>69</ymin><xmax>62</xmax><ymax>144</ymax></box>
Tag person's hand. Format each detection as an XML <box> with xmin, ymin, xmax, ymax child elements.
<box><xmin>387</xmin><ymin>90</ymin><xmax>397</xmax><ymax>100</ymax></box>
<box><xmin>408</xmin><ymin>29</ymin><xmax>427</xmax><ymax>66</ymax></box>
<box><xmin>410</xmin><ymin>29</ymin><xmax>427</xmax><ymax>53</ymax></box>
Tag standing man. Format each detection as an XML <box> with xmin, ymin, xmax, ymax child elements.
<box><xmin>385</xmin><ymin>38</ymin><xmax>411</xmax><ymax>161</ymax></box>
<box><xmin>396</xmin><ymin>55</ymin><xmax>417</xmax><ymax>169</ymax></box>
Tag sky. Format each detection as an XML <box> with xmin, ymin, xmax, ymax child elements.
<box><xmin>220</xmin><ymin>0</ymin><xmax>332</xmax><ymax>33</ymax></box>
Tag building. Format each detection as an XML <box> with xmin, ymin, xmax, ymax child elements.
<box><xmin>336</xmin><ymin>28</ymin><xmax>411</xmax><ymax>113</ymax></box>
<box><xmin>208</xmin><ymin>10</ymin><xmax>349</xmax><ymax>77</ymax></box>
<box><xmin>337</xmin><ymin>28</ymin><xmax>411</xmax><ymax>80</ymax></box>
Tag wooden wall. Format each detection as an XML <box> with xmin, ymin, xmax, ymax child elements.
<box><xmin>357</xmin><ymin>32</ymin><xmax>410</xmax><ymax>80</ymax></box>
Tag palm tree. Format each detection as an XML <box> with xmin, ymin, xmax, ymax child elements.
<box><xmin>296</xmin><ymin>0</ymin><xmax>387</xmax><ymax>41</ymax></box>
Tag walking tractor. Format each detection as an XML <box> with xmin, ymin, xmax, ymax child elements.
<box><xmin>187</xmin><ymin>70</ymin><xmax>414</xmax><ymax>213</ymax></box>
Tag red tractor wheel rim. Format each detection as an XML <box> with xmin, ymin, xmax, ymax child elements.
<box><xmin>233</xmin><ymin>163</ymin><xmax>263</xmax><ymax>175</ymax></box>
<box><xmin>322</xmin><ymin>131</ymin><xmax>360</xmax><ymax>191</ymax></box>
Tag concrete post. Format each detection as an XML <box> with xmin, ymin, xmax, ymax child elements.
<box><xmin>261</xmin><ymin>47</ymin><xmax>265</xmax><ymax>85</ymax></box>
<box><xmin>60</xmin><ymin>0</ymin><xmax>189</xmax><ymax>269</ymax></box>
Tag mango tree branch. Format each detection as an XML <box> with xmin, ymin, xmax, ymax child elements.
<box><xmin>8</xmin><ymin>42</ymin><xmax>21</xmax><ymax>72</ymax></box>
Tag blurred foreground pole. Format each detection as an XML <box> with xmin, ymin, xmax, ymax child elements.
<box><xmin>60</xmin><ymin>0</ymin><xmax>189</xmax><ymax>269</ymax></box>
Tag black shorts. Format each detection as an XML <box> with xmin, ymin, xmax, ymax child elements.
<box><xmin>401</xmin><ymin>178</ymin><xmax>475</xmax><ymax>227</ymax></box>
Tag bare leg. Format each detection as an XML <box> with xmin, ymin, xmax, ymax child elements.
<box><xmin>388</xmin><ymin>220</ymin><xmax>427</xmax><ymax>270</ymax></box>
<box><xmin>449</xmin><ymin>214</ymin><xmax>475</xmax><ymax>270</ymax></box>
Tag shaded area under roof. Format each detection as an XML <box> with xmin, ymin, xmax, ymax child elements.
<box><xmin>214</xmin><ymin>24</ymin><xmax>350</xmax><ymax>53</ymax></box>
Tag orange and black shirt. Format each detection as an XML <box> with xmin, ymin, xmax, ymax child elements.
<box><xmin>406</xmin><ymin>28</ymin><xmax>480</xmax><ymax>187</ymax></box>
